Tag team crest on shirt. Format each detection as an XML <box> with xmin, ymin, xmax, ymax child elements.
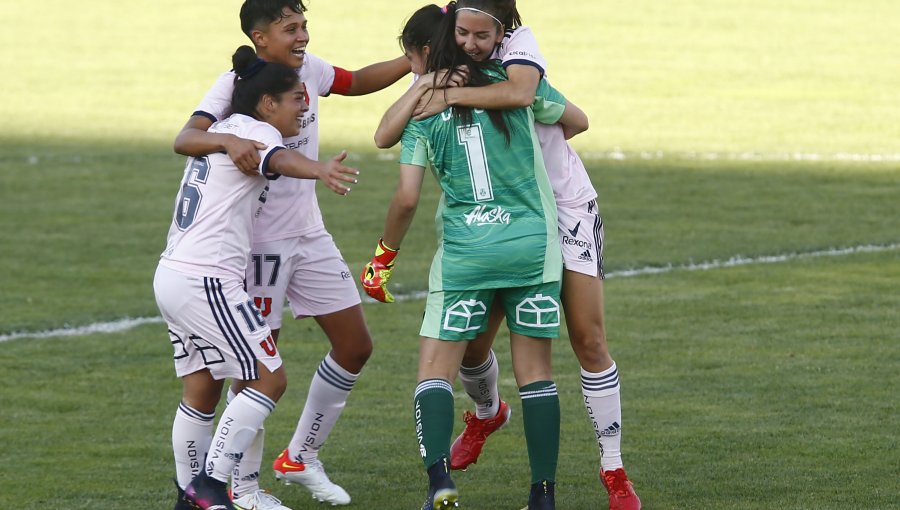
<box><xmin>463</xmin><ymin>205</ymin><xmax>511</xmax><ymax>226</ymax></box>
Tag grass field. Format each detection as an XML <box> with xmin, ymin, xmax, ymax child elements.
<box><xmin>1</xmin><ymin>0</ymin><xmax>898</xmax><ymax>509</ymax></box>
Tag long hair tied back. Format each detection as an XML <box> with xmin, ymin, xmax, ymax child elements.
<box><xmin>230</xmin><ymin>45</ymin><xmax>299</xmax><ymax>118</ymax></box>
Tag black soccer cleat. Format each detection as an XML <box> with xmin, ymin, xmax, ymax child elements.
<box><xmin>173</xmin><ymin>479</ymin><xmax>194</xmax><ymax>510</ymax></box>
<box><xmin>422</xmin><ymin>457</ymin><xmax>460</xmax><ymax>510</ymax></box>
<box><xmin>183</xmin><ymin>470</ymin><xmax>235</xmax><ymax>510</ymax></box>
<box><xmin>526</xmin><ymin>480</ymin><xmax>556</xmax><ymax>510</ymax></box>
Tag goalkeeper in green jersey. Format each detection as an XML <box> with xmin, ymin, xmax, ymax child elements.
<box><xmin>360</xmin><ymin>5</ymin><xmax>588</xmax><ymax>508</ymax></box>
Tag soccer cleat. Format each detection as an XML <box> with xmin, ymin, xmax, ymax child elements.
<box><xmin>519</xmin><ymin>480</ymin><xmax>555</xmax><ymax>510</ymax></box>
<box><xmin>601</xmin><ymin>468</ymin><xmax>642</xmax><ymax>510</ymax></box>
<box><xmin>449</xmin><ymin>399</ymin><xmax>511</xmax><ymax>470</ymax></box>
<box><xmin>232</xmin><ymin>489</ymin><xmax>292</xmax><ymax>510</ymax></box>
<box><xmin>272</xmin><ymin>449</ymin><xmax>351</xmax><ymax>506</ymax></box>
<box><xmin>184</xmin><ymin>470</ymin><xmax>236</xmax><ymax>510</ymax></box>
<box><xmin>422</xmin><ymin>458</ymin><xmax>459</xmax><ymax>510</ymax></box>
<box><xmin>174</xmin><ymin>479</ymin><xmax>194</xmax><ymax>510</ymax></box>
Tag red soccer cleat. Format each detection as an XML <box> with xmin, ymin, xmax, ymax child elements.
<box><xmin>601</xmin><ymin>468</ymin><xmax>641</xmax><ymax>510</ymax></box>
<box><xmin>449</xmin><ymin>400</ymin><xmax>511</xmax><ymax>470</ymax></box>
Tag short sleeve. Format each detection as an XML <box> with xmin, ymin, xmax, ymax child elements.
<box><xmin>531</xmin><ymin>79</ymin><xmax>568</xmax><ymax>125</ymax></box>
<box><xmin>399</xmin><ymin>122</ymin><xmax>430</xmax><ymax>168</ymax></box>
<box><xmin>244</xmin><ymin>122</ymin><xmax>287</xmax><ymax>178</ymax></box>
<box><xmin>194</xmin><ymin>71</ymin><xmax>237</xmax><ymax>122</ymax></box>
<box><xmin>496</xmin><ymin>27</ymin><xmax>547</xmax><ymax>78</ymax></box>
<box><xmin>301</xmin><ymin>53</ymin><xmax>337</xmax><ymax>97</ymax></box>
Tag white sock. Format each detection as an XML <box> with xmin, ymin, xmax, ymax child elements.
<box><xmin>227</xmin><ymin>388</ymin><xmax>263</xmax><ymax>497</ymax></box>
<box><xmin>206</xmin><ymin>388</ymin><xmax>275</xmax><ymax>483</ymax></box>
<box><xmin>581</xmin><ymin>362</ymin><xmax>624</xmax><ymax>471</ymax></box>
<box><xmin>287</xmin><ymin>353</ymin><xmax>359</xmax><ymax>463</ymax></box>
<box><xmin>459</xmin><ymin>350</ymin><xmax>500</xmax><ymax>419</ymax></box>
<box><xmin>172</xmin><ymin>402</ymin><xmax>215</xmax><ymax>489</ymax></box>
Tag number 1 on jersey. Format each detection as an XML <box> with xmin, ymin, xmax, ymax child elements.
<box><xmin>457</xmin><ymin>124</ymin><xmax>494</xmax><ymax>202</ymax></box>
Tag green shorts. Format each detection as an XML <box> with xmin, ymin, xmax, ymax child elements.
<box><xmin>419</xmin><ymin>281</ymin><xmax>561</xmax><ymax>341</ymax></box>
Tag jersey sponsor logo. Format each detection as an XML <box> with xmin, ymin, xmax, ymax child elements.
<box><xmin>507</xmin><ymin>50</ymin><xmax>537</xmax><ymax>59</ymax></box>
<box><xmin>285</xmin><ymin>136</ymin><xmax>312</xmax><ymax>149</ymax></box>
<box><xmin>568</xmin><ymin>221</ymin><xmax>581</xmax><ymax>237</ymax></box>
<box><xmin>464</xmin><ymin>205</ymin><xmax>511</xmax><ymax>226</ymax></box>
<box><xmin>515</xmin><ymin>294</ymin><xmax>560</xmax><ymax>328</ymax></box>
<box><xmin>340</xmin><ymin>271</ymin><xmax>352</xmax><ymax>280</ymax></box>
<box><xmin>578</xmin><ymin>249</ymin><xmax>593</xmax><ymax>262</ymax></box>
<box><xmin>563</xmin><ymin>235</ymin><xmax>593</xmax><ymax>250</ymax></box>
<box><xmin>443</xmin><ymin>299</ymin><xmax>488</xmax><ymax>332</ymax></box>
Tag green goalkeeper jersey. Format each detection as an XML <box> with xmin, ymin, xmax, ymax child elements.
<box><xmin>399</xmin><ymin>68</ymin><xmax>565</xmax><ymax>291</ymax></box>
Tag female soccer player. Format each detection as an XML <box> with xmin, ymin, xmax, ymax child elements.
<box><xmin>373</xmin><ymin>3</ymin><xmax>641</xmax><ymax>510</ymax></box>
<box><xmin>361</xmin><ymin>7</ymin><xmax>589</xmax><ymax>508</ymax></box>
<box><xmin>173</xmin><ymin>1</ymin><xmax>411</xmax><ymax>506</ymax></box>
<box><xmin>157</xmin><ymin>45</ymin><xmax>359</xmax><ymax>510</ymax></box>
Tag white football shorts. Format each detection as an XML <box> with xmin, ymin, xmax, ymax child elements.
<box><xmin>556</xmin><ymin>199</ymin><xmax>605</xmax><ymax>278</ymax></box>
<box><xmin>153</xmin><ymin>264</ymin><xmax>283</xmax><ymax>381</ymax></box>
<box><xmin>246</xmin><ymin>229</ymin><xmax>361</xmax><ymax>329</ymax></box>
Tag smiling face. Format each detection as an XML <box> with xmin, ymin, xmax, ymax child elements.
<box><xmin>265</xmin><ymin>81</ymin><xmax>309</xmax><ymax>137</ymax></box>
<box><xmin>454</xmin><ymin>9</ymin><xmax>504</xmax><ymax>62</ymax></box>
<box><xmin>252</xmin><ymin>7</ymin><xmax>309</xmax><ymax>69</ymax></box>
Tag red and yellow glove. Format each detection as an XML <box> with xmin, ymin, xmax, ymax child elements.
<box><xmin>360</xmin><ymin>239</ymin><xmax>399</xmax><ymax>303</ymax></box>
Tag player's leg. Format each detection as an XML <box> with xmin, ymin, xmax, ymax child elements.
<box><xmin>155</xmin><ymin>266</ymin><xmax>225</xmax><ymax>505</ymax></box>
<box><xmin>414</xmin><ymin>289</ymin><xmax>489</xmax><ymax>509</ymax></box>
<box><xmin>273</xmin><ymin>232</ymin><xmax>366</xmax><ymax>505</ymax></box>
<box><xmin>228</xmin><ymin>239</ymin><xmax>295</xmax><ymax>506</ymax></box>
<box><xmin>504</xmin><ymin>282</ymin><xmax>562</xmax><ymax>510</ymax></box>
<box><xmin>558</xmin><ymin>201</ymin><xmax>640</xmax><ymax>509</ymax></box>
<box><xmin>450</xmin><ymin>304</ymin><xmax>511</xmax><ymax>470</ymax></box>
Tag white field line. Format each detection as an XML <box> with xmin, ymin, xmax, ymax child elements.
<box><xmin>375</xmin><ymin>150</ymin><xmax>900</xmax><ymax>163</ymax></box>
<box><xmin>2</xmin><ymin>243</ymin><xmax>897</xmax><ymax>343</ymax></box>
<box><xmin>579</xmin><ymin>150</ymin><xmax>900</xmax><ymax>163</ymax></box>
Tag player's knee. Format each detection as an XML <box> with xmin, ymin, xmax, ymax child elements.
<box><xmin>569</xmin><ymin>329</ymin><xmax>612</xmax><ymax>368</ymax></box>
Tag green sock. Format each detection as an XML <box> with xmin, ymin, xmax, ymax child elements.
<box><xmin>520</xmin><ymin>380</ymin><xmax>560</xmax><ymax>483</ymax></box>
<box><xmin>414</xmin><ymin>379</ymin><xmax>455</xmax><ymax>468</ymax></box>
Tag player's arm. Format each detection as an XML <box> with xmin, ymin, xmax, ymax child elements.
<box><xmin>360</xmin><ymin>163</ymin><xmax>425</xmax><ymax>302</ymax></box>
<box><xmin>375</xmin><ymin>68</ymin><xmax>469</xmax><ymax>148</ymax></box>
<box><xmin>558</xmin><ymin>98</ymin><xmax>590</xmax><ymax>139</ymax></box>
<box><xmin>267</xmin><ymin>149</ymin><xmax>359</xmax><ymax>196</ymax></box>
<box><xmin>341</xmin><ymin>56</ymin><xmax>411</xmax><ymax>96</ymax></box>
<box><xmin>414</xmin><ymin>64</ymin><xmax>541</xmax><ymax>118</ymax></box>
<box><xmin>382</xmin><ymin>163</ymin><xmax>426</xmax><ymax>248</ymax></box>
<box><xmin>174</xmin><ymin>116</ymin><xmax>267</xmax><ymax>175</ymax></box>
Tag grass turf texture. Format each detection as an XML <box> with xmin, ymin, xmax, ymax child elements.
<box><xmin>1</xmin><ymin>0</ymin><xmax>898</xmax><ymax>508</ymax></box>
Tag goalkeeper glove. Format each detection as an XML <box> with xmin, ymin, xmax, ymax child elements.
<box><xmin>360</xmin><ymin>238</ymin><xmax>399</xmax><ymax>303</ymax></box>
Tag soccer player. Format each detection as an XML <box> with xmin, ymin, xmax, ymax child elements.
<box><xmin>158</xmin><ymin>45</ymin><xmax>359</xmax><ymax>510</ymax></box>
<box><xmin>173</xmin><ymin>1</ymin><xmax>410</xmax><ymax>507</ymax></box>
<box><xmin>373</xmin><ymin>3</ymin><xmax>642</xmax><ymax>510</ymax></box>
<box><xmin>360</xmin><ymin>9</ymin><xmax>589</xmax><ymax>508</ymax></box>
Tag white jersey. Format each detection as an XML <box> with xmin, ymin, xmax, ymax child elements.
<box><xmin>160</xmin><ymin>114</ymin><xmax>285</xmax><ymax>280</ymax></box>
<box><xmin>494</xmin><ymin>27</ymin><xmax>598</xmax><ymax>208</ymax></box>
<box><xmin>193</xmin><ymin>53</ymin><xmax>344</xmax><ymax>242</ymax></box>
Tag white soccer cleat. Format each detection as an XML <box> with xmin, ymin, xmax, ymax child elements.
<box><xmin>272</xmin><ymin>449</ymin><xmax>351</xmax><ymax>506</ymax></box>
<box><xmin>232</xmin><ymin>489</ymin><xmax>292</xmax><ymax>510</ymax></box>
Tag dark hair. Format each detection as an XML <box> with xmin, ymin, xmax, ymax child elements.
<box><xmin>428</xmin><ymin>3</ymin><xmax>511</xmax><ymax>142</ymax></box>
<box><xmin>457</xmin><ymin>0</ymin><xmax>522</xmax><ymax>31</ymax></box>
<box><xmin>399</xmin><ymin>4</ymin><xmax>445</xmax><ymax>52</ymax></box>
<box><xmin>231</xmin><ymin>45</ymin><xmax>299</xmax><ymax>118</ymax></box>
<box><xmin>240</xmin><ymin>0</ymin><xmax>307</xmax><ymax>39</ymax></box>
